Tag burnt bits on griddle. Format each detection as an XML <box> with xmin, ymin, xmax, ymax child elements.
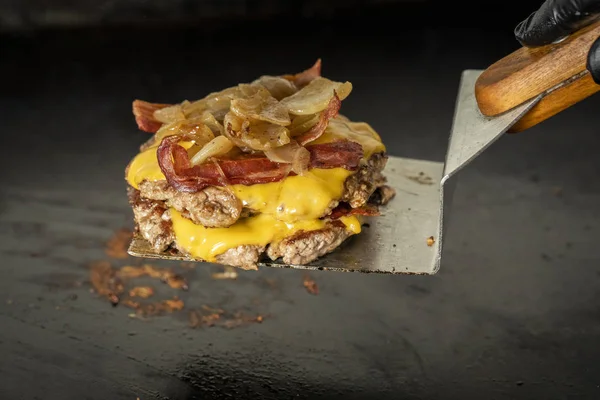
<box><xmin>89</xmin><ymin>261</ymin><xmax>188</xmax><ymax>316</ymax></box>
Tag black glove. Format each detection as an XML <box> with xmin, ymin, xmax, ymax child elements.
<box><xmin>515</xmin><ymin>0</ymin><xmax>600</xmax><ymax>83</ymax></box>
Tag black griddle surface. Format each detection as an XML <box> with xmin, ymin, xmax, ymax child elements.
<box><xmin>1</xmin><ymin>12</ymin><xmax>600</xmax><ymax>399</ymax></box>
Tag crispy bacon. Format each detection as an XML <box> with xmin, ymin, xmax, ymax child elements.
<box><xmin>132</xmin><ymin>100</ymin><xmax>171</xmax><ymax>133</ymax></box>
<box><xmin>157</xmin><ymin>135</ymin><xmax>363</xmax><ymax>192</ymax></box>
<box><xmin>328</xmin><ymin>202</ymin><xmax>380</xmax><ymax>220</ymax></box>
<box><xmin>284</xmin><ymin>59</ymin><xmax>322</xmax><ymax>88</ymax></box>
<box><xmin>296</xmin><ymin>92</ymin><xmax>341</xmax><ymax>146</ymax></box>
<box><xmin>158</xmin><ymin>135</ymin><xmax>293</xmax><ymax>192</ymax></box>
<box><xmin>305</xmin><ymin>140</ymin><xmax>363</xmax><ymax>170</ymax></box>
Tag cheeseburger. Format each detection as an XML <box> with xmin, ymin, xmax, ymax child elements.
<box><xmin>125</xmin><ymin>60</ymin><xmax>395</xmax><ymax>270</ymax></box>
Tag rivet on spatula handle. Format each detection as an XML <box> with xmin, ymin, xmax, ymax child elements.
<box><xmin>474</xmin><ymin>20</ymin><xmax>600</xmax><ymax>133</ymax></box>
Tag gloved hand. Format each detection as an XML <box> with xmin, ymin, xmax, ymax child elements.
<box><xmin>514</xmin><ymin>0</ymin><xmax>600</xmax><ymax>83</ymax></box>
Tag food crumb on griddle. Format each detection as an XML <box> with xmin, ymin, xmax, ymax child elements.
<box><xmin>189</xmin><ymin>308</ymin><xmax>222</xmax><ymax>328</ymax></box>
<box><xmin>121</xmin><ymin>296</ymin><xmax>184</xmax><ymax>317</ymax></box>
<box><xmin>221</xmin><ymin>312</ymin><xmax>265</xmax><ymax>329</ymax></box>
<box><xmin>408</xmin><ymin>173</ymin><xmax>434</xmax><ymax>185</ymax></box>
<box><xmin>88</xmin><ymin>257</ymin><xmax>268</xmax><ymax>329</ymax></box>
<box><xmin>105</xmin><ymin>228</ymin><xmax>133</xmax><ymax>259</ymax></box>
<box><xmin>211</xmin><ymin>266</ymin><xmax>238</xmax><ymax>280</ymax></box>
<box><xmin>90</xmin><ymin>260</ymin><xmax>124</xmax><ymax>305</ymax></box>
<box><xmin>303</xmin><ymin>273</ymin><xmax>319</xmax><ymax>295</ymax></box>
<box><xmin>427</xmin><ymin>236</ymin><xmax>435</xmax><ymax>246</ymax></box>
<box><xmin>164</xmin><ymin>274</ymin><xmax>189</xmax><ymax>290</ymax></box>
<box><xmin>117</xmin><ymin>264</ymin><xmax>188</xmax><ymax>290</ymax></box>
<box><xmin>89</xmin><ymin>261</ymin><xmax>187</xmax><ymax>315</ymax></box>
<box><xmin>164</xmin><ymin>297</ymin><xmax>185</xmax><ymax>311</ymax></box>
<box><xmin>188</xmin><ymin>305</ymin><xmax>265</xmax><ymax>329</ymax></box>
<box><xmin>128</xmin><ymin>286</ymin><xmax>155</xmax><ymax>299</ymax></box>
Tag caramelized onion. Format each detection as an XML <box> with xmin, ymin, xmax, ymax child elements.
<box><xmin>280</xmin><ymin>77</ymin><xmax>352</xmax><ymax>115</ymax></box>
<box><xmin>190</xmin><ymin>136</ymin><xmax>234</xmax><ymax>166</ymax></box>
<box><xmin>206</xmin><ymin>86</ymin><xmax>241</xmax><ymax>118</ymax></box>
<box><xmin>138</xmin><ymin>61</ymin><xmax>370</xmax><ymax>194</ymax></box>
<box><xmin>237</xmin><ymin>83</ymin><xmax>265</xmax><ymax>98</ymax></box>
<box><xmin>295</xmin><ymin>92</ymin><xmax>341</xmax><ymax>145</ymax></box>
<box><xmin>251</xmin><ymin>76</ymin><xmax>298</xmax><ymax>100</ymax></box>
<box><xmin>132</xmin><ymin>62</ymin><xmax>323</xmax><ymax>133</ymax></box>
<box><xmin>223</xmin><ymin>111</ymin><xmax>291</xmax><ymax>151</ymax></box>
<box><xmin>264</xmin><ymin>141</ymin><xmax>310</xmax><ymax>175</ymax></box>
<box><xmin>230</xmin><ymin>92</ymin><xmax>290</xmax><ymax>126</ymax></box>
<box><xmin>182</xmin><ymin>86</ymin><xmax>241</xmax><ymax>121</ymax></box>
<box><xmin>244</xmin><ymin>121</ymin><xmax>291</xmax><ymax>150</ymax></box>
<box><xmin>154</xmin><ymin>119</ymin><xmax>215</xmax><ymax>145</ymax></box>
<box><xmin>223</xmin><ymin>112</ymin><xmax>254</xmax><ymax>150</ymax></box>
<box><xmin>182</xmin><ymin>99</ymin><xmax>207</xmax><ymax>118</ymax></box>
<box><xmin>153</xmin><ymin>104</ymin><xmax>185</xmax><ymax>124</ymax></box>
<box><xmin>288</xmin><ymin>113</ymin><xmax>320</xmax><ymax>137</ymax></box>
<box><xmin>292</xmin><ymin>147</ymin><xmax>311</xmax><ymax>175</ymax></box>
<box><xmin>199</xmin><ymin>111</ymin><xmax>224</xmax><ymax>135</ymax></box>
<box><xmin>154</xmin><ymin>120</ymin><xmax>182</xmax><ymax>142</ymax></box>
<box><xmin>327</xmin><ymin>118</ymin><xmax>382</xmax><ymax>141</ymax></box>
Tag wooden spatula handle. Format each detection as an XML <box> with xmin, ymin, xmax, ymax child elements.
<box><xmin>475</xmin><ymin>20</ymin><xmax>600</xmax><ymax>133</ymax></box>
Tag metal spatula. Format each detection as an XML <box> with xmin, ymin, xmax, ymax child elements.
<box><xmin>129</xmin><ymin>21</ymin><xmax>600</xmax><ymax>274</ymax></box>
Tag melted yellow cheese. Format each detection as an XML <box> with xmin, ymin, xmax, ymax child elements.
<box><xmin>171</xmin><ymin>208</ymin><xmax>361</xmax><ymax>261</ymax></box>
<box><xmin>126</xmin><ymin>141</ymin><xmax>195</xmax><ymax>189</ymax></box>
<box><xmin>312</xmin><ymin>118</ymin><xmax>386</xmax><ymax>158</ymax></box>
<box><xmin>339</xmin><ymin>215</ymin><xmax>362</xmax><ymax>234</ymax></box>
<box><xmin>229</xmin><ymin>168</ymin><xmax>352</xmax><ymax>222</ymax></box>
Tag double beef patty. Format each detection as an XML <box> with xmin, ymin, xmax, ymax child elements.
<box><xmin>128</xmin><ymin>153</ymin><xmax>393</xmax><ymax>269</ymax></box>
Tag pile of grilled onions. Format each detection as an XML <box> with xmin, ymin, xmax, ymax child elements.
<box><xmin>132</xmin><ymin>60</ymin><xmax>381</xmax><ymax>193</ymax></box>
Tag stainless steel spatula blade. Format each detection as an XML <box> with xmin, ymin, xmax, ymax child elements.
<box><xmin>432</xmin><ymin>70</ymin><xmax>542</xmax><ymax>273</ymax></box>
<box><xmin>128</xmin><ymin>70</ymin><xmax>542</xmax><ymax>274</ymax></box>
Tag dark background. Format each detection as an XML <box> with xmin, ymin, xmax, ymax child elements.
<box><xmin>2</xmin><ymin>1</ymin><xmax>600</xmax><ymax>399</ymax></box>
<box><xmin>0</xmin><ymin>0</ymin><xmax>552</xmax><ymax>31</ymax></box>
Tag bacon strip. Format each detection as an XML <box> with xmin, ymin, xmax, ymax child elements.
<box><xmin>328</xmin><ymin>202</ymin><xmax>380</xmax><ymax>220</ymax></box>
<box><xmin>157</xmin><ymin>135</ymin><xmax>363</xmax><ymax>192</ymax></box>
<box><xmin>283</xmin><ymin>59</ymin><xmax>322</xmax><ymax>88</ymax></box>
<box><xmin>296</xmin><ymin>92</ymin><xmax>341</xmax><ymax>146</ymax></box>
<box><xmin>158</xmin><ymin>135</ymin><xmax>293</xmax><ymax>192</ymax></box>
<box><xmin>305</xmin><ymin>140</ymin><xmax>363</xmax><ymax>170</ymax></box>
<box><xmin>132</xmin><ymin>100</ymin><xmax>171</xmax><ymax>133</ymax></box>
